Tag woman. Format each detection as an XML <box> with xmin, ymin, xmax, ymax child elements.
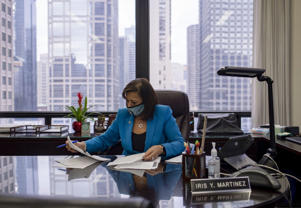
<box><xmin>66</xmin><ymin>78</ymin><xmax>184</xmax><ymax>160</ymax></box>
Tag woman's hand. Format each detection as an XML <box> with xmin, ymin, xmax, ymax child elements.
<box><xmin>65</xmin><ymin>140</ymin><xmax>86</xmax><ymax>153</ymax></box>
<box><xmin>143</xmin><ymin>145</ymin><xmax>164</xmax><ymax>161</ymax></box>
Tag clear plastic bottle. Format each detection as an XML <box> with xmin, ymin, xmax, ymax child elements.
<box><xmin>208</xmin><ymin>142</ymin><xmax>220</xmax><ymax>178</ymax></box>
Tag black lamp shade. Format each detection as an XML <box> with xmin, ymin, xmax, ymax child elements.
<box><xmin>217</xmin><ymin>66</ymin><xmax>266</xmax><ymax>78</ymax></box>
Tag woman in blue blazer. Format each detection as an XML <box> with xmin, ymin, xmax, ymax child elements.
<box><xmin>66</xmin><ymin>78</ymin><xmax>185</xmax><ymax>160</ymax></box>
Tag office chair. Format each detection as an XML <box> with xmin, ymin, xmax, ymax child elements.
<box><xmin>0</xmin><ymin>193</ymin><xmax>152</xmax><ymax>208</ymax></box>
<box><xmin>155</xmin><ymin>90</ymin><xmax>190</xmax><ymax>140</ymax></box>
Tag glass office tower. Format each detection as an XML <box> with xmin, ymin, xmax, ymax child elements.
<box><xmin>48</xmin><ymin>0</ymin><xmax>119</xmax><ymax>112</ymax></box>
<box><xmin>14</xmin><ymin>0</ymin><xmax>37</xmax><ymax>111</ymax></box>
<box><xmin>190</xmin><ymin>0</ymin><xmax>253</xmax><ymax>112</ymax></box>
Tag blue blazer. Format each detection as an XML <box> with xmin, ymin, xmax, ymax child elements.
<box><xmin>85</xmin><ymin>105</ymin><xmax>185</xmax><ymax>159</ymax></box>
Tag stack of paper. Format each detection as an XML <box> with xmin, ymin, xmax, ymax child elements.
<box><xmin>55</xmin><ymin>137</ymin><xmax>110</xmax><ymax>169</ymax></box>
<box><xmin>107</xmin><ymin>153</ymin><xmax>161</xmax><ymax>170</ymax></box>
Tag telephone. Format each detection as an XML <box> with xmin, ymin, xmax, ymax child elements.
<box><xmin>231</xmin><ymin>166</ymin><xmax>281</xmax><ymax>190</ymax></box>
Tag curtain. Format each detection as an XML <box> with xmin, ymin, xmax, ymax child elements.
<box><xmin>252</xmin><ymin>0</ymin><xmax>291</xmax><ymax>127</ymax></box>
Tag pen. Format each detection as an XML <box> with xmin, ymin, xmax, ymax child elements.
<box><xmin>56</xmin><ymin>140</ymin><xmax>78</xmax><ymax>148</ymax></box>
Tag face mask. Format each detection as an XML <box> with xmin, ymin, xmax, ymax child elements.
<box><xmin>127</xmin><ymin>103</ymin><xmax>144</xmax><ymax>116</ymax></box>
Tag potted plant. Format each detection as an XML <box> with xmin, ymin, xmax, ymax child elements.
<box><xmin>66</xmin><ymin>92</ymin><xmax>90</xmax><ymax>133</ymax></box>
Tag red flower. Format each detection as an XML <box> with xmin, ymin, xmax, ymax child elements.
<box><xmin>77</xmin><ymin>92</ymin><xmax>83</xmax><ymax>109</ymax></box>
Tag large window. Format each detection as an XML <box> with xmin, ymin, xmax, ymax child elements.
<box><xmin>150</xmin><ymin>0</ymin><xmax>253</xmax><ymax>115</ymax></box>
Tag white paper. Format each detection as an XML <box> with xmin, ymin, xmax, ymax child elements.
<box><xmin>67</xmin><ymin>136</ymin><xmax>110</xmax><ymax>162</ymax></box>
<box><xmin>107</xmin><ymin>153</ymin><xmax>145</xmax><ymax>166</ymax></box>
<box><xmin>56</xmin><ymin>156</ymin><xmax>99</xmax><ymax>169</ymax></box>
<box><xmin>114</xmin><ymin>157</ymin><xmax>161</xmax><ymax>170</ymax></box>
<box><xmin>165</xmin><ymin>155</ymin><xmax>182</xmax><ymax>164</ymax></box>
<box><xmin>110</xmin><ymin>168</ymin><xmax>145</xmax><ymax>177</ymax></box>
<box><xmin>67</xmin><ymin>162</ymin><xmax>100</xmax><ymax>180</ymax></box>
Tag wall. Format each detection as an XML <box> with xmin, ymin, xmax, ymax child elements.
<box><xmin>291</xmin><ymin>0</ymin><xmax>301</xmax><ymax>128</ymax></box>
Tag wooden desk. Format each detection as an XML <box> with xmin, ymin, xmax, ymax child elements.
<box><xmin>0</xmin><ymin>155</ymin><xmax>290</xmax><ymax>208</ymax></box>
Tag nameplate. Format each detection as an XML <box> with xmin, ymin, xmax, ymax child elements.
<box><xmin>190</xmin><ymin>177</ymin><xmax>250</xmax><ymax>194</ymax></box>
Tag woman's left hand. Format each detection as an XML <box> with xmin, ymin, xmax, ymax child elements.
<box><xmin>143</xmin><ymin>145</ymin><xmax>164</xmax><ymax>161</ymax></box>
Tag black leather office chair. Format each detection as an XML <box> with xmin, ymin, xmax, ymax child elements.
<box><xmin>0</xmin><ymin>194</ymin><xmax>152</xmax><ymax>208</ymax></box>
<box><xmin>155</xmin><ymin>90</ymin><xmax>190</xmax><ymax>140</ymax></box>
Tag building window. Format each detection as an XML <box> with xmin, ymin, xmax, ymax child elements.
<box><xmin>1</xmin><ymin>3</ymin><xmax>5</xmax><ymax>12</ymax></box>
<box><xmin>7</xmin><ymin>7</ymin><xmax>11</xmax><ymax>15</ymax></box>
<box><xmin>2</xmin><ymin>91</ymin><xmax>7</xmax><ymax>99</ymax></box>
<box><xmin>8</xmin><ymin>63</ymin><xmax>11</xmax><ymax>71</ymax></box>
<box><xmin>8</xmin><ymin>91</ymin><xmax>12</xmax><ymax>99</ymax></box>
<box><xmin>8</xmin><ymin>49</ymin><xmax>11</xmax><ymax>57</ymax></box>
<box><xmin>2</xmin><ymin>32</ymin><xmax>6</xmax><ymax>41</ymax></box>
<box><xmin>8</xmin><ymin>35</ymin><xmax>11</xmax><ymax>43</ymax></box>
<box><xmin>2</xmin><ymin>76</ymin><xmax>6</xmax><ymax>84</ymax></box>
<box><xmin>8</xmin><ymin>77</ymin><xmax>12</xmax><ymax>85</ymax></box>
<box><xmin>2</xmin><ymin>47</ymin><xmax>6</xmax><ymax>56</ymax></box>
<box><xmin>7</xmin><ymin>21</ymin><xmax>11</xmax><ymax>29</ymax></box>
<box><xmin>2</xmin><ymin>62</ymin><xmax>6</xmax><ymax>70</ymax></box>
<box><xmin>2</xmin><ymin>18</ymin><xmax>6</xmax><ymax>27</ymax></box>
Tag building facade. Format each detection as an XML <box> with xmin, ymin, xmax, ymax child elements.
<box><xmin>14</xmin><ymin>0</ymin><xmax>37</xmax><ymax>111</ymax></box>
<box><xmin>198</xmin><ymin>0</ymin><xmax>253</xmax><ymax>111</ymax></box>
<box><xmin>187</xmin><ymin>24</ymin><xmax>200</xmax><ymax>111</ymax></box>
<box><xmin>149</xmin><ymin>0</ymin><xmax>171</xmax><ymax>89</ymax></box>
<box><xmin>0</xmin><ymin>0</ymin><xmax>14</xmax><ymax>112</ymax></box>
<box><xmin>48</xmin><ymin>0</ymin><xmax>119</xmax><ymax>112</ymax></box>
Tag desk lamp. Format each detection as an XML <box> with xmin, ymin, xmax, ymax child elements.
<box><xmin>217</xmin><ymin>66</ymin><xmax>277</xmax><ymax>159</ymax></box>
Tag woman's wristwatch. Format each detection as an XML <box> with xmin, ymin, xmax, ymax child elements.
<box><xmin>160</xmin><ymin>145</ymin><xmax>166</xmax><ymax>156</ymax></box>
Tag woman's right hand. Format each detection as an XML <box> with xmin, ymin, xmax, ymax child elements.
<box><xmin>65</xmin><ymin>140</ymin><xmax>86</xmax><ymax>153</ymax></box>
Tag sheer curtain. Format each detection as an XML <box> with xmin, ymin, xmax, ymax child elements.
<box><xmin>252</xmin><ymin>0</ymin><xmax>291</xmax><ymax>127</ymax></box>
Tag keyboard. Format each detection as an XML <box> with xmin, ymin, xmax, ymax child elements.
<box><xmin>285</xmin><ymin>136</ymin><xmax>301</xmax><ymax>145</ymax></box>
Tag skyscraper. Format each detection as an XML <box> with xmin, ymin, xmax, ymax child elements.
<box><xmin>150</xmin><ymin>0</ymin><xmax>171</xmax><ymax>89</ymax></box>
<box><xmin>118</xmin><ymin>26</ymin><xmax>135</xmax><ymax>108</ymax></box>
<box><xmin>14</xmin><ymin>0</ymin><xmax>37</xmax><ymax>111</ymax></box>
<box><xmin>0</xmin><ymin>0</ymin><xmax>14</xmax><ymax>113</ymax></box>
<box><xmin>198</xmin><ymin>0</ymin><xmax>253</xmax><ymax>111</ymax></box>
<box><xmin>48</xmin><ymin>0</ymin><xmax>119</xmax><ymax>112</ymax></box>
<box><xmin>0</xmin><ymin>1</ymin><xmax>16</xmax><ymax>194</ymax></box>
<box><xmin>37</xmin><ymin>54</ymin><xmax>49</xmax><ymax>111</ymax></box>
<box><xmin>187</xmin><ymin>24</ymin><xmax>200</xmax><ymax>111</ymax></box>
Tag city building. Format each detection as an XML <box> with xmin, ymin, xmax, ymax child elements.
<box><xmin>187</xmin><ymin>24</ymin><xmax>200</xmax><ymax>111</ymax></box>
<box><xmin>0</xmin><ymin>0</ymin><xmax>14</xmax><ymax>112</ymax></box>
<box><xmin>14</xmin><ymin>0</ymin><xmax>37</xmax><ymax>111</ymax></box>
<box><xmin>150</xmin><ymin>0</ymin><xmax>171</xmax><ymax>89</ymax></box>
<box><xmin>198</xmin><ymin>0</ymin><xmax>253</xmax><ymax>111</ymax></box>
<box><xmin>37</xmin><ymin>54</ymin><xmax>49</xmax><ymax>111</ymax></box>
<box><xmin>48</xmin><ymin>0</ymin><xmax>119</xmax><ymax>112</ymax></box>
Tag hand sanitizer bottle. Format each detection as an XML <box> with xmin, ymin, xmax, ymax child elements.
<box><xmin>208</xmin><ymin>142</ymin><xmax>220</xmax><ymax>178</ymax></box>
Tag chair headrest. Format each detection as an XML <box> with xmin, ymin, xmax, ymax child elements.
<box><xmin>155</xmin><ymin>90</ymin><xmax>189</xmax><ymax>118</ymax></box>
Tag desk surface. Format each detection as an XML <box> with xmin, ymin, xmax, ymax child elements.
<box><xmin>0</xmin><ymin>155</ymin><xmax>290</xmax><ymax>208</ymax></box>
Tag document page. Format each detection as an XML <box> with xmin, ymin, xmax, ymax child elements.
<box><xmin>114</xmin><ymin>157</ymin><xmax>161</xmax><ymax>170</ymax></box>
<box><xmin>107</xmin><ymin>153</ymin><xmax>145</xmax><ymax>166</ymax></box>
<box><xmin>56</xmin><ymin>156</ymin><xmax>99</xmax><ymax>169</ymax></box>
<box><xmin>165</xmin><ymin>155</ymin><xmax>182</xmax><ymax>164</ymax></box>
<box><xmin>67</xmin><ymin>136</ymin><xmax>110</xmax><ymax>162</ymax></box>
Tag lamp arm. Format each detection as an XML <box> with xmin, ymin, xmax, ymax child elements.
<box><xmin>257</xmin><ymin>75</ymin><xmax>277</xmax><ymax>158</ymax></box>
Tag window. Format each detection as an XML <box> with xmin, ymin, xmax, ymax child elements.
<box><xmin>2</xmin><ymin>76</ymin><xmax>6</xmax><ymax>84</ymax></box>
<box><xmin>1</xmin><ymin>3</ymin><xmax>5</xmax><ymax>12</ymax></box>
<box><xmin>2</xmin><ymin>32</ymin><xmax>6</xmax><ymax>41</ymax></box>
<box><xmin>2</xmin><ymin>62</ymin><xmax>6</xmax><ymax>70</ymax></box>
<box><xmin>2</xmin><ymin>18</ymin><xmax>6</xmax><ymax>27</ymax></box>
<box><xmin>2</xmin><ymin>47</ymin><xmax>6</xmax><ymax>56</ymax></box>
<box><xmin>2</xmin><ymin>91</ymin><xmax>7</xmax><ymax>99</ymax></box>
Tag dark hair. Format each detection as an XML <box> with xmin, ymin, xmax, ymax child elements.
<box><xmin>122</xmin><ymin>78</ymin><xmax>158</xmax><ymax>120</ymax></box>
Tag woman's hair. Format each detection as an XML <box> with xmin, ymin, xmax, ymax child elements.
<box><xmin>122</xmin><ymin>78</ymin><xmax>158</xmax><ymax>120</ymax></box>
